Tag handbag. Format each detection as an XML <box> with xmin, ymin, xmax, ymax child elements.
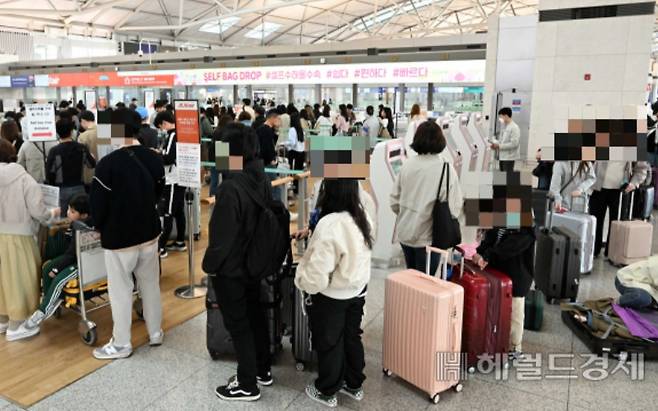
<box><xmin>431</xmin><ymin>162</ymin><xmax>461</xmax><ymax>249</ymax></box>
<box><xmin>378</xmin><ymin>126</ymin><xmax>391</xmax><ymax>139</ymax></box>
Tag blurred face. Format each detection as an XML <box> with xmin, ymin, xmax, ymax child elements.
<box><xmin>67</xmin><ymin>206</ymin><xmax>87</xmax><ymax>222</ymax></box>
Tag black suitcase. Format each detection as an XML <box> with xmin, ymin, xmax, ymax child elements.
<box><xmin>524</xmin><ymin>289</ymin><xmax>544</xmax><ymax>331</ymax></box>
<box><xmin>535</xmin><ymin>206</ymin><xmax>581</xmax><ymax>304</ymax></box>
<box><xmin>562</xmin><ymin>310</ymin><xmax>658</xmax><ymax>361</ymax></box>
<box><xmin>206</xmin><ymin>274</ymin><xmax>285</xmax><ymax>361</ymax></box>
<box><xmin>206</xmin><ymin>282</ymin><xmax>234</xmax><ymax>360</ymax></box>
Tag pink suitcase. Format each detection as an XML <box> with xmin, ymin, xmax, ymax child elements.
<box><xmin>609</xmin><ymin>192</ymin><xmax>653</xmax><ymax>266</ymax></box>
<box><xmin>382</xmin><ymin>247</ymin><xmax>465</xmax><ymax>404</ymax></box>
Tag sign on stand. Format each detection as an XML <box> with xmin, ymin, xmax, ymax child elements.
<box><xmin>25</xmin><ymin>104</ymin><xmax>57</xmax><ymax>142</ymax></box>
<box><xmin>39</xmin><ymin>184</ymin><xmax>59</xmax><ymax>209</ymax></box>
<box><xmin>174</xmin><ymin>100</ymin><xmax>201</xmax><ymax>189</ymax></box>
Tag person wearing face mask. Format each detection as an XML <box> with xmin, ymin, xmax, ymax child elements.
<box><xmin>490</xmin><ymin>107</ymin><xmax>520</xmax><ymax>172</ymax></box>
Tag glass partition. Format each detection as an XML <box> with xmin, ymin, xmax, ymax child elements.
<box><xmin>25</xmin><ymin>87</ymin><xmax>57</xmax><ymax>103</ymax></box>
<box><xmin>294</xmin><ymin>86</ymin><xmax>316</xmax><ymax>107</ymax></box>
<box><xmin>432</xmin><ymin>86</ymin><xmax>483</xmax><ymax>115</ymax></box>
<box><xmin>320</xmin><ymin>85</ymin><xmax>352</xmax><ymax>110</ymax></box>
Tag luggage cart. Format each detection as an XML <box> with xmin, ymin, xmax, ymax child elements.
<box><xmin>61</xmin><ymin>222</ymin><xmax>142</xmax><ymax>345</ymax></box>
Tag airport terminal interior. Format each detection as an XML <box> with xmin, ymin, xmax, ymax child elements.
<box><xmin>1</xmin><ymin>0</ymin><xmax>658</xmax><ymax>410</ymax></box>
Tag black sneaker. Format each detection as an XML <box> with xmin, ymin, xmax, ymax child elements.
<box><xmin>166</xmin><ymin>241</ymin><xmax>187</xmax><ymax>252</ymax></box>
<box><xmin>305</xmin><ymin>384</ymin><xmax>337</xmax><ymax>408</ymax></box>
<box><xmin>159</xmin><ymin>249</ymin><xmax>168</xmax><ymax>259</ymax></box>
<box><xmin>339</xmin><ymin>383</ymin><xmax>364</xmax><ymax>401</ymax></box>
<box><xmin>215</xmin><ymin>379</ymin><xmax>261</xmax><ymax>402</ymax></box>
<box><xmin>228</xmin><ymin>372</ymin><xmax>273</xmax><ymax>387</ymax></box>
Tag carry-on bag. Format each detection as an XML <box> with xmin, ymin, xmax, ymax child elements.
<box><xmin>382</xmin><ymin>246</ymin><xmax>464</xmax><ymax>404</ymax></box>
<box><xmin>524</xmin><ymin>289</ymin><xmax>544</xmax><ymax>331</ymax></box>
<box><xmin>206</xmin><ymin>282</ymin><xmax>234</xmax><ymax>360</ymax></box>
<box><xmin>291</xmin><ymin>287</ymin><xmax>315</xmax><ymax>371</ymax></box>
<box><xmin>452</xmin><ymin>250</ymin><xmax>512</xmax><ymax>372</ymax></box>
<box><xmin>608</xmin><ymin>191</ymin><xmax>653</xmax><ymax>266</ymax></box>
<box><xmin>547</xmin><ymin>196</ymin><xmax>596</xmax><ymax>274</ymax></box>
<box><xmin>561</xmin><ymin>299</ymin><xmax>658</xmax><ymax>361</ymax></box>
<box><xmin>532</xmin><ymin>189</ymin><xmax>548</xmax><ymax>228</ymax></box>
<box><xmin>535</xmin><ymin>202</ymin><xmax>581</xmax><ymax>304</ymax></box>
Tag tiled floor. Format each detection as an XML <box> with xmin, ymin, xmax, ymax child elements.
<box><xmin>1</xmin><ymin>256</ymin><xmax>655</xmax><ymax>411</ymax></box>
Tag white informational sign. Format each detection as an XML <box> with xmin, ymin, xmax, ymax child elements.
<box><xmin>39</xmin><ymin>184</ymin><xmax>59</xmax><ymax>209</ymax></box>
<box><xmin>144</xmin><ymin>90</ymin><xmax>155</xmax><ymax>115</ymax></box>
<box><xmin>176</xmin><ymin>143</ymin><xmax>201</xmax><ymax>188</ymax></box>
<box><xmin>85</xmin><ymin>90</ymin><xmax>97</xmax><ymax>118</ymax></box>
<box><xmin>25</xmin><ymin>103</ymin><xmax>57</xmax><ymax>142</ymax></box>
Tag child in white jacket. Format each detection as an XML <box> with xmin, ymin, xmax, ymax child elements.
<box><xmin>295</xmin><ymin>179</ymin><xmax>375</xmax><ymax>409</ymax></box>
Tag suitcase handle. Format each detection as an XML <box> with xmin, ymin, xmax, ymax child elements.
<box><xmin>617</xmin><ymin>191</ymin><xmax>635</xmax><ymax>221</ymax></box>
<box><xmin>425</xmin><ymin>246</ymin><xmax>452</xmax><ymax>281</ymax></box>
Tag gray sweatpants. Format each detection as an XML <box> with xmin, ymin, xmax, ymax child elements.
<box><xmin>104</xmin><ymin>240</ymin><xmax>162</xmax><ymax>347</ymax></box>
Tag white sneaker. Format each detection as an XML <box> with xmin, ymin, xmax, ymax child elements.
<box><xmin>150</xmin><ymin>329</ymin><xmax>164</xmax><ymax>346</ymax></box>
<box><xmin>93</xmin><ymin>338</ymin><xmax>133</xmax><ymax>360</ymax></box>
<box><xmin>0</xmin><ymin>322</ymin><xmax>8</xmax><ymax>334</ymax></box>
<box><xmin>6</xmin><ymin>322</ymin><xmax>40</xmax><ymax>341</ymax></box>
<box><xmin>25</xmin><ymin>310</ymin><xmax>46</xmax><ymax>329</ymax></box>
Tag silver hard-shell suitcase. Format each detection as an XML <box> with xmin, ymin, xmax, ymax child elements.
<box><xmin>545</xmin><ymin>196</ymin><xmax>596</xmax><ymax>274</ymax></box>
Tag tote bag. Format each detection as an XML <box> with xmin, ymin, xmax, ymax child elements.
<box><xmin>431</xmin><ymin>162</ymin><xmax>461</xmax><ymax>249</ymax></box>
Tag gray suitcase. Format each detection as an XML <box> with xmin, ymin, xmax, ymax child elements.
<box><xmin>545</xmin><ymin>196</ymin><xmax>596</xmax><ymax>274</ymax></box>
<box><xmin>292</xmin><ymin>287</ymin><xmax>315</xmax><ymax>371</ymax></box>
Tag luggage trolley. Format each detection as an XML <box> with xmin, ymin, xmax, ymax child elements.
<box><xmin>62</xmin><ymin>222</ymin><xmax>143</xmax><ymax>345</ymax></box>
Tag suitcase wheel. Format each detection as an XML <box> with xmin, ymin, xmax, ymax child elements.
<box><xmin>382</xmin><ymin>368</ymin><xmax>392</xmax><ymax>377</ymax></box>
<box><xmin>296</xmin><ymin>362</ymin><xmax>305</xmax><ymax>372</ymax></box>
<box><xmin>453</xmin><ymin>383</ymin><xmax>464</xmax><ymax>393</ymax></box>
<box><xmin>431</xmin><ymin>394</ymin><xmax>440</xmax><ymax>404</ymax></box>
<box><xmin>194</xmin><ymin>233</ymin><xmax>200</xmax><ymax>241</ymax></box>
<box><xmin>208</xmin><ymin>350</ymin><xmax>221</xmax><ymax>361</ymax></box>
<box><xmin>467</xmin><ymin>366</ymin><xmax>476</xmax><ymax>374</ymax></box>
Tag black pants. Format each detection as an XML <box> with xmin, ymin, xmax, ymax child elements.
<box><xmin>214</xmin><ymin>276</ymin><xmax>271</xmax><ymax>391</ymax></box>
<box><xmin>499</xmin><ymin>160</ymin><xmax>515</xmax><ymax>172</ymax></box>
<box><xmin>589</xmin><ymin>188</ymin><xmax>621</xmax><ymax>257</ymax></box>
<box><xmin>159</xmin><ymin>184</ymin><xmax>186</xmax><ymax>250</ymax></box>
<box><xmin>309</xmin><ymin>293</ymin><xmax>366</xmax><ymax>396</ymax></box>
<box><xmin>287</xmin><ymin>150</ymin><xmax>305</xmax><ymax>193</ymax></box>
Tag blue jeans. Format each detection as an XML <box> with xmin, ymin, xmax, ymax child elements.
<box><xmin>401</xmin><ymin>244</ymin><xmax>440</xmax><ymax>277</ymax></box>
<box><xmin>615</xmin><ymin>277</ymin><xmax>654</xmax><ymax>309</ymax></box>
<box><xmin>268</xmin><ymin>173</ymin><xmax>284</xmax><ymax>202</ymax></box>
<box><xmin>209</xmin><ymin>168</ymin><xmax>220</xmax><ymax>197</ymax></box>
<box><xmin>59</xmin><ymin>185</ymin><xmax>85</xmax><ymax>213</ymax></box>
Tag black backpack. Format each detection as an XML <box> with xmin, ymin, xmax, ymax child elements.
<box><xmin>235</xmin><ymin>175</ymin><xmax>291</xmax><ymax>280</ymax></box>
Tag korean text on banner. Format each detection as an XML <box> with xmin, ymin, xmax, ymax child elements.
<box><xmin>176</xmin><ymin>143</ymin><xmax>201</xmax><ymax>189</ymax></box>
<box><xmin>174</xmin><ymin>100</ymin><xmax>200</xmax><ymax>144</ymax></box>
<box><xmin>25</xmin><ymin>104</ymin><xmax>57</xmax><ymax>142</ymax></box>
<box><xmin>174</xmin><ymin>100</ymin><xmax>201</xmax><ymax>188</ymax></box>
<box><xmin>39</xmin><ymin>184</ymin><xmax>59</xmax><ymax>209</ymax></box>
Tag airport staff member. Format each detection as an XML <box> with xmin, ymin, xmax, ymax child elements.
<box><xmin>490</xmin><ymin>107</ymin><xmax>520</xmax><ymax>172</ymax></box>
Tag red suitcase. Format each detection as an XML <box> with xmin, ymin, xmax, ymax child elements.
<box><xmin>452</xmin><ymin>253</ymin><xmax>512</xmax><ymax>372</ymax></box>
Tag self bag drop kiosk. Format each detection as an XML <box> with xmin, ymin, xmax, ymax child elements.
<box><xmin>370</xmin><ymin>139</ymin><xmax>406</xmax><ymax>267</ymax></box>
<box><xmin>438</xmin><ymin>118</ymin><xmax>463</xmax><ymax>177</ymax></box>
<box><xmin>452</xmin><ymin>114</ymin><xmax>479</xmax><ymax>173</ymax></box>
<box><xmin>469</xmin><ymin>113</ymin><xmax>493</xmax><ymax>172</ymax></box>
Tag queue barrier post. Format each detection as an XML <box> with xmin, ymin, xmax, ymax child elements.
<box><xmin>175</xmin><ymin>188</ymin><xmax>207</xmax><ymax>299</ymax></box>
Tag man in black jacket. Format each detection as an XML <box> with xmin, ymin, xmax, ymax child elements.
<box><xmin>202</xmin><ymin>123</ymin><xmax>273</xmax><ymax>402</ymax></box>
<box><xmin>256</xmin><ymin>109</ymin><xmax>281</xmax><ymax>200</ymax></box>
<box><xmin>155</xmin><ymin>110</ymin><xmax>187</xmax><ymax>258</ymax></box>
<box><xmin>89</xmin><ymin>109</ymin><xmax>166</xmax><ymax>360</ymax></box>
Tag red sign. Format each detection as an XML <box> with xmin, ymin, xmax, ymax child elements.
<box><xmin>174</xmin><ymin>100</ymin><xmax>200</xmax><ymax>144</ymax></box>
<box><xmin>48</xmin><ymin>72</ymin><xmax>175</xmax><ymax>87</ymax></box>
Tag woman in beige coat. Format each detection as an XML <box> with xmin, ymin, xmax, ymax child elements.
<box><xmin>0</xmin><ymin>140</ymin><xmax>59</xmax><ymax>341</ymax></box>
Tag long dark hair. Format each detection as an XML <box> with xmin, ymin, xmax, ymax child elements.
<box><xmin>339</xmin><ymin>104</ymin><xmax>349</xmax><ymax>122</ymax></box>
<box><xmin>290</xmin><ymin>113</ymin><xmax>304</xmax><ymax>143</ymax></box>
<box><xmin>576</xmin><ymin>161</ymin><xmax>591</xmax><ymax>177</ymax></box>
<box><xmin>317</xmin><ymin>179</ymin><xmax>373</xmax><ymax>249</ymax></box>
